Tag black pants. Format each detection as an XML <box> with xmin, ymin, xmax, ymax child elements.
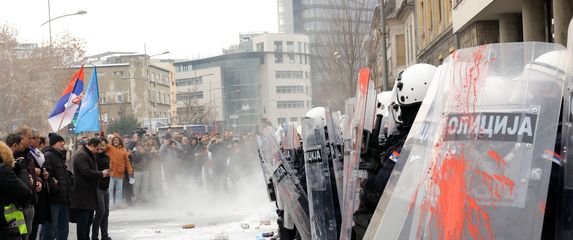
<box><xmin>76</xmin><ymin>209</ymin><xmax>94</xmax><ymax>240</ymax></box>
<box><xmin>92</xmin><ymin>189</ymin><xmax>110</xmax><ymax>240</ymax></box>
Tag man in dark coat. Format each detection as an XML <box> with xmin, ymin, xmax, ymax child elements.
<box><xmin>70</xmin><ymin>138</ymin><xmax>109</xmax><ymax>240</ymax></box>
<box><xmin>42</xmin><ymin>133</ymin><xmax>72</xmax><ymax>240</ymax></box>
<box><xmin>92</xmin><ymin>138</ymin><xmax>112</xmax><ymax>240</ymax></box>
<box><xmin>14</xmin><ymin>126</ymin><xmax>42</xmax><ymax>240</ymax></box>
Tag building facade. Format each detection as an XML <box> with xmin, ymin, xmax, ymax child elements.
<box><xmin>84</xmin><ymin>53</ymin><xmax>174</xmax><ymax>130</ymax></box>
<box><xmin>253</xmin><ymin>33</ymin><xmax>313</xmax><ymax>126</ymax></box>
<box><xmin>366</xmin><ymin>0</ymin><xmax>418</xmax><ymax>90</ymax></box>
<box><xmin>174</xmin><ymin>33</ymin><xmax>312</xmax><ymax>133</ymax></box>
<box><xmin>278</xmin><ymin>0</ymin><xmax>377</xmax><ymax>109</ymax></box>
<box><xmin>453</xmin><ymin>0</ymin><xmax>572</xmax><ymax>47</ymax></box>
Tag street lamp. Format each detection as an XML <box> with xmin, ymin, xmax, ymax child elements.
<box><xmin>41</xmin><ymin>0</ymin><xmax>87</xmax><ymax>46</ymax></box>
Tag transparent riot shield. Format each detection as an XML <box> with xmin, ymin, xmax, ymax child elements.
<box><xmin>559</xmin><ymin>18</ymin><xmax>573</xmax><ymax>240</ymax></box>
<box><xmin>340</xmin><ymin>68</ymin><xmax>371</xmax><ymax>240</ymax></box>
<box><xmin>325</xmin><ymin>106</ymin><xmax>344</xmax><ymax>208</ymax></box>
<box><xmin>302</xmin><ymin>117</ymin><xmax>339</xmax><ymax>239</ymax></box>
<box><xmin>257</xmin><ymin>125</ymin><xmax>312</xmax><ymax>240</ymax></box>
<box><xmin>367</xmin><ymin>43</ymin><xmax>565</xmax><ymax>239</ymax></box>
<box><xmin>256</xmin><ymin>135</ymin><xmax>276</xmax><ymax>202</ymax></box>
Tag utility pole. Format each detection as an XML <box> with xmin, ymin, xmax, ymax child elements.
<box><xmin>380</xmin><ymin>0</ymin><xmax>390</xmax><ymax>91</ymax></box>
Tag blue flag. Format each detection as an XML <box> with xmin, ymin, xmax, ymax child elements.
<box><xmin>75</xmin><ymin>66</ymin><xmax>100</xmax><ymax>133</ymax></box>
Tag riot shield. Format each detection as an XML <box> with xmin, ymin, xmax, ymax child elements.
<box><xmin>325</xmin><ymin>106</ymin><xmax>344</xmax><ymax>208</ymax></box>
<box><xmin>302</xmin><ymin>117</ymin><xmax>339</xmax><ymax>239</ymax></box>
<box><xmin>559</xmin><ymin>18</ymin><xmax>573</xmax><ymax>239</ymax></box>
<box><xmin>367</xmin><ymin>43</ymin><xmax>565</xmax><ymax>239</ymax></box>
<box><xmin>340</xmin><ymin>68</ymin><xmax>371</xmax><ymax>240</ymax></box>
<box><xmin>257</xmin><ymin>125</ymin><xmax>312</xmax><ymax>240</ymax></box>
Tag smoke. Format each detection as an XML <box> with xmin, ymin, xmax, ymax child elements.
<box><xmin>146</xmin><ymin>147</ymin><xmax>273</xmax><ymax>227</ymax></box>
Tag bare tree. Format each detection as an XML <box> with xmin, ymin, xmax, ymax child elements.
<box><xmin>177</xmin><ymin>89</ymin><xmax>217</xmax><ymax>125</ymax></box>
<box><xmin>0</xmin><ymin>25</ymin><xmax>86</xmax><ymax>135</ymax></box>
<box><xmin>311</xmin><ymin>0</ymin><xmax>376</xmax><ymax>110</ymax></box>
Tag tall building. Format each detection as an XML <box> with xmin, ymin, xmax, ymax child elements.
<box><xmin>174</xmin><ymin>33</ymin><xmax>312</xmax><ymax>133</ymax></box>
<box><xmin>253</xmin><ymin>33</ymin><xmax>313</xmax><ymax>126</ymax></box>
<box><xmin>278</xmin><ymin>0</ymin><xmax>377</xmax><ymax>108</ymax></box>
<box><xmin>83</xmin><ymin>52</ymin><xmax>174</xmax><ymax>131</ymax></box>
<box><xmin>365</xmin><ymin>0</ymin><xmax>418</xmax><ymax>90</ymax></box>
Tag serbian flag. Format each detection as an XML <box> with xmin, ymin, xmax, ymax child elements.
<box><xmin>48</xmin><ymin>65</ymin><xmax>85</xmax><ymax>132</ymax></box>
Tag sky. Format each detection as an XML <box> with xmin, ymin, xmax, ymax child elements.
<box><xmin>0</xmin><ymin>0</ymin><xmax>278</xmax><ymax>59</ymax></box>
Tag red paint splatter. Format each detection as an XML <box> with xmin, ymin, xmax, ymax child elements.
<box><xmin>487</xmin><ymin>150</ymin><xmax>507</xmax><ymax>169</ymax></box>
<box><xmin>538</xmin><ymin>201</ymin><xmax>546</xmax><ymax>214</ymax></box>
<box><xmin>415</xmin><ymin>149</ymin><xmax>515</xmax><ymax>240</ymax></box>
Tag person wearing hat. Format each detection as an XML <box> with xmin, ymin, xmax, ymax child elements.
<box><xmin>42</xmin><ymin>132</ymin><xmax>72</xmax><ymax>240</ymax></box>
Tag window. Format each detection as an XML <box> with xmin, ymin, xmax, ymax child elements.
<box><xmin>99</xmin><ymin>97</ymin><xmax>106</xmax><ymax>104</ymax></box>
<box><xmin>176</xmin><ymin>91</ymin><xmax>204</xmax><ymax>101</ymax></box>
<box><xmin>288</xmin><ymin>54</ymin><xmax>295</xmax><ymax>64</ymax></box>
<box><xmin>97</xmin><ymin>72</ymin><xmax>106</xmax><ymax>78</ymax></box>
<box><xmin>116</xmin><ymin>94</ymin><xmax>123</xmax><ymax>103</ymax></box>
<box><xmin>275</xmin><ymin>53</ymin><xmax>284</xmax><ymax>63</ymax></box>
<box><xmin>396</xmin><ymin>34</ymin><xmax>406</xmax><ymax>66</ymax></box>
<box><xmin>276</xmin><ymin>86</ymin><xmax>304</xmax><ymax>94</ymax></box>
<box><xmin>297</xmin><ymin>42</ymin><xmax>302</xmax><ymax>53</ymax></box>
<box><xmin>278</xmin><ymin>118</ymin><xmax>287</xmax><ymax>124</ymax></box>
<box><xmin>290</xmin><ymin>117</ymin><xmax>298</xmax><ymax>122</ymax></box>
<box><xmin>113</xmin><ymin>71</ymin><xmax>124</xmax><ymax>77</ymax></box>
<box><xmin>277</xmin><ymin>101</ymin><xmax>305</xmax><ymax>109</ymax></box>
<box><xmin>176</xmin><ymin>65</ymin><xmax>189</xmax><ymax>72</ymax></box>
<box><xmin>256</xmin><ymin>42</ymin><xmax>264</xmax><ymax>51</ymax></box>
<box><xmin>175</xmin><ymin>76</ymin><xmax>203</xmax><ymax>86</ymax></box>
<box><xmin>275</xmin><ymin>71</ymin><xmax>303</xmax><ymax>79</ymax></box>
<box><xmin>286</xmin><ymin>41</ymin><xmax>294</xmax><ymax>52</ymax></box>
<box><xmin>304</xmin><ymin>55</ymin><xmax>308</xmax><ymax>64</ymax></box>
<box><xmin>274</xmin><ymin>41</ymin><xmax>283</xmax><ymax>52</ymax></box>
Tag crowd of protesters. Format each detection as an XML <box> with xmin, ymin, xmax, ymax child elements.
<box><xmin>0</xmin><ymin>125</ymin><xmax>259</xmax><ymax>240</ymax></box>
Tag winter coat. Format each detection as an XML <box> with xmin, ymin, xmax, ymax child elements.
<box><xmin>107</xmin><ymin>146</ymin><xmax>133</xmax><ymax>178</ymax></box>
<box><xmin>43</xmin><ymin>146</ymin><xmax>72</xmax><ymax>205</ymax></box>
<box><xmin>70</xmin><ymin>145</ymin><xmax>102</xmax><ymax>210</ymax></box>
<box><xmin>14</xmin><ymin>149</ymin><xmax>40</xmax><ymax>205</ymax></box>
<box><xmin>0</xmin><ymin>142</ymin><xmax>33</xmax><ymax>227</ymax></box>
<box><xmin>0</xmin><ymin>141</ymin><xmax>33</xmax><ymax>234</ymax></box>
<box><xmin>95</xmin><ymin>153</ymin><xmax>110</xmax><ymax>190</ymax></box>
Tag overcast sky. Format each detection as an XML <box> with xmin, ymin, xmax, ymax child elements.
<box><xmin>0</xmin><ymin>0</ymin><xmax>278</xmax><ymax>59</ymax></box>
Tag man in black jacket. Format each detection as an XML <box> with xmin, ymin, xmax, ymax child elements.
<box><xmin>70</xmin><ymin>138</ymin><xmax>109</xmax><ymax>240</ymax></box>
<box><xmin>42</xmin><ymin>133</ymin><xmax>72</xmax><ymax>240</ymax></box>
<box><xmin>14</xmin><ymin>126</ymin><xmax>41</xmax><ymax>240</ymax></box>
<box><xmin>0</xmin><ymin>140</ymin><xmax>33</xmax><ymax>239</ymax></box>
<box><xmin>92</xmin><ymin>138</ymin><xmax>111</xmax><ymax>240</ymax></box>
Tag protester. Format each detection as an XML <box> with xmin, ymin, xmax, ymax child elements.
<box><xmin>92</xmin><ymin>138</ymin><xmax>111</xmax><ymax>240</ymax></box>
<box><xmin>42</xmin><ymin>133</ymin><xmax>72</xmax><ymax>240</ymax></box>
<box><xmin>107</xmin><ymin>136</ymin><xmax>133</xmax><ymax>209</ymax></box>
<box><xmin>28</xmin><ymin>129</ymin><xmax>50</xmax><ymax>240</ymax></box>
<box><xmin>159</xmin><ymin>134</ymin><xmax>181</xmax><ymax>184</ymax></box>
<box><xmin>14</xmin><ymin>126</ymin><xmax>41</xmax><ymax>240</ymax></box>
<box><xmin>130</xmin><ymin>143</ymin><xmax>150</xmax><ymax>203</ymax></box>
<box><xmin>70</xmin><ymin>138</ymin><xmax>109</xmax><ymax>240</ymax></box>
<box><xmin>0</xmin><ymin>140</ymin><xmax>33</xmax><ymax>240</ymax></box>
<box><xmin>144</xmin><ymin>139</ymin><xmax>162</xmax><ymax>200</ymax></box>
<box><xmin>208</xmin><ymin>133</ymin><xmax>228</xmax><ymax>191</ymax></box>
<box><xmin>188</xmin><ymin>137</ymin><xmax>204</xmax><ymax>183</ymax></box>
